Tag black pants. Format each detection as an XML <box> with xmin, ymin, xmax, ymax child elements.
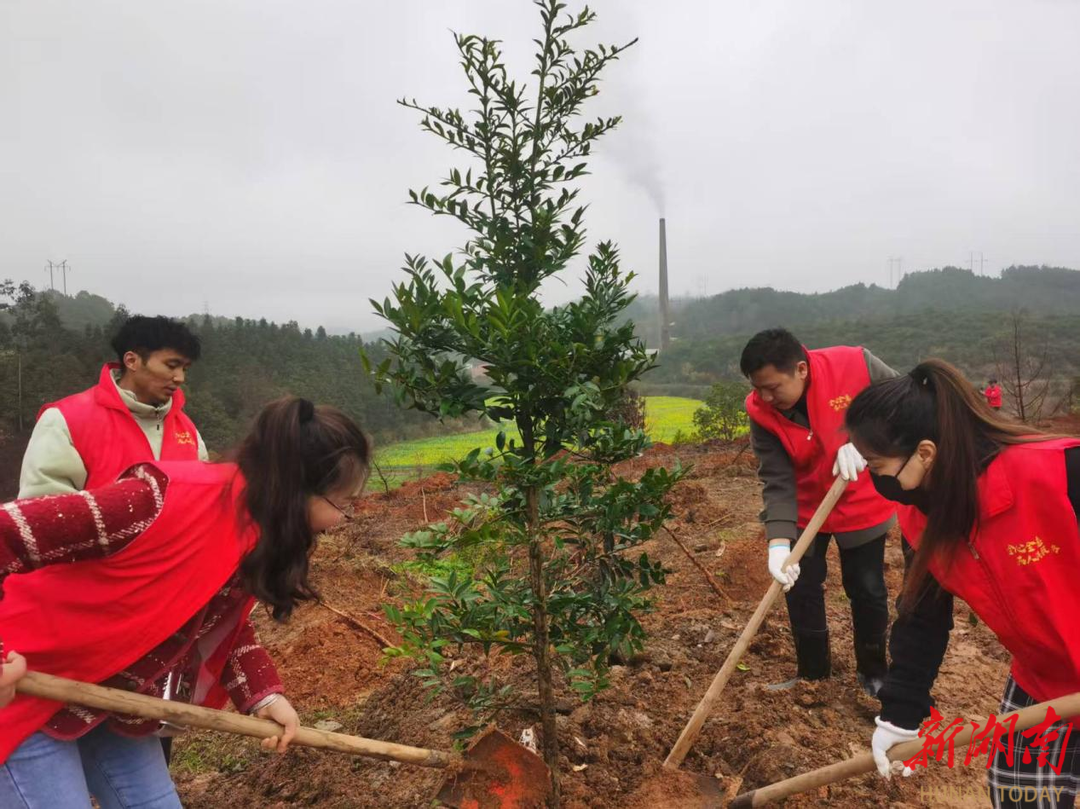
<box><xmin>783</xmin><ymin>532</ymin><xmax>889</xmax><ymax>680</ymax></box>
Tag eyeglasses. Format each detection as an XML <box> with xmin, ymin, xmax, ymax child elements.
<box><xmin>322</xmin><ymin>496</ymin><xmax>357</xmax><ymax>522</ymax></box>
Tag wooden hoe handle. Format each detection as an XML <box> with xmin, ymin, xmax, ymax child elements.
<box><xmin>17</xmin><ymin>670</ymin><xmax>456</xmax><ymax>769</ymax></box>
<box><xmin>664</xmin><ymin>475</ymin><xmax>849</xmax><ymax>768</ymax></box>
<box><xmin>730</xmin><ymin>691</ymin><xmax>1080</xmax><ymax>807</ymax></box>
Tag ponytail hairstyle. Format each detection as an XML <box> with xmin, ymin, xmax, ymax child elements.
<box><xmin>235</xmin><ymin>397</ymin><xmax>371</xmax><ymax>620</ymax></box>
<box><xmin>845</xmin><ymin>359</ymin><xmax>1046</xmax><ymax>608</ymax></box>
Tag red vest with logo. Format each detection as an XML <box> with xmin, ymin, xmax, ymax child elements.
<box><xmin>0</xmin><ymin>462</ymin><xmax>257</xmax><ymax>763</ymax></box>
<box><xmin>898</xmin><ymin>439</ymin><xmax>1080</xmax><ymax>703</ymax></box>
<box><xmin>39</xmin><ymin>364</ymin><xmax>201</xmax><ymax>489</ymax></box>
<box><xmin>745</xmin><ymin>345</ymin><xmax>896</xmax><ymax>533</ymax></box>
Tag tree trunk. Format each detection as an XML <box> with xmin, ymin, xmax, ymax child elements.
<box><xmin>526</xmin><ymin>485</ymin><xmax>561</xmax><ymax>808</ymax></box>
<box><xmin>1013</xmin><ymin>315</ymin><xmax>1027</xmax><ymax>422</ymax></box>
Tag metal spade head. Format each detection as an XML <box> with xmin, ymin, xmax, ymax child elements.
<box><xmin>436</xmin><ymin>728</ymin><xmax>551</xmax><ymax>809</ymax></box>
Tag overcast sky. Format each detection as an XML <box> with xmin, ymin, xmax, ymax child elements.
<box><xmin>3</xmin><ymin>0</ymin><xmax>1079</xmax><ymax>333</ymax></box>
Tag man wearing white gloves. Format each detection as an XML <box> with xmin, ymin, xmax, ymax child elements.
<box><xmin>741</xmin><ymin>328</ymin><xmax>899</xmax><ymax>696</ymax></box>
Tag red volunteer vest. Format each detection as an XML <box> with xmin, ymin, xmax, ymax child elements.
<box><xmin>0</xmin><ymin>462</ymin><xmax>258</xmax><ymax>763</ymax></box>
<box><xmin>986</xmin><ymin>386</ymin><xmax>1003</xmax><ymax>408</ymax></box>
<box><xmin>39</xmin><ymin>364</ymin><xmax>201</xmax><ymax>489</ymax></box>
<box><xmin>745</xmin><ymin>345</ymin><xmax>896</xmax><ymax>534</ymax></box>
<box><xmin>898</xmin><ymin>439</ymin><xmax>1080</xmax><ymax>703</ymax></box>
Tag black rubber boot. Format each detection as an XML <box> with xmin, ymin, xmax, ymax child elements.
<box><xmin>854</xmin><ymin>634</ymin><xmax>888</xmax><ymax>697</ymax></box>
<box><xmin>794</xmin><ymin>628</ymin><xmax>832</xmax><ymax>680</ymax></box>
<box><xmin>767</xmin><ymin>629</ymin><xmax>831</xmax><ymax>691</ymax></box>
<box><xmin>856</xmin><ymin>672</ymin><xmax>884</xmax><ymax>698</ymax></box>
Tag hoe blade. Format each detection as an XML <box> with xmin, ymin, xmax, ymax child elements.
<box><xmin>436</xmin><ymin>728</ymin><xmax>551</xmax><ymax>809</ymax></box>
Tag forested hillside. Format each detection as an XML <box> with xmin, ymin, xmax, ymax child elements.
<box><xmin>4</xmin><ymin>263</ymin><xmax>1078</xmax><ymax>494</ymax></box>
<box><xmin>629</xmin><ymin>265</ymin><xmax>1080</xmax><ymax>385</ymax></box>
<box><xmin>0</xmin><ymin>282</ymin><xmax>484</xmax><ymax>495</ymax></box>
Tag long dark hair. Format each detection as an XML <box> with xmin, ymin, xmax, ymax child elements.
<box><xmin>845</xmin><ymin>359</ymin><xmax>1046</xmax><ymax>607</ymax></box>
<box><xmin>235</xmin><ymin>397</ymin><xmax>370</xmax><ymax>620</ymax></box>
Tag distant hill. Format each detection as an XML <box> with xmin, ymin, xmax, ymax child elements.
<box><xmin>1</xmin><ymin>292</ymin><xmax>371</xmax><ymax>341</ymax></box>
<box><xmin>673</xmin><ymin>265</ymin><xmax>1080</xmax><ymax>339</ymax></box>
<box><xmin>626</xmin><ymin>265</ymin><xmax>1080</xmax><ymax>388</ymax></box>
<box><xmin>0</xmin><ymin>290</ymin><xmax>122</xmax><ymax>333</ymax></box>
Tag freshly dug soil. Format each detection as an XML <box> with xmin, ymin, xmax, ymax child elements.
<box><xmin>174</xmin><ymin>442</ymin><xmax>1013</xmax><ymax>808</ymax></box>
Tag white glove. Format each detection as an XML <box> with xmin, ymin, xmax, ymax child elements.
<box><xmin>832</xmin><ymin>442</ymin><xmax>867</xmax><ymax>482</ymax></box>
<box><xmin>768</xmin><ymin>542</ymin><xmax>799</xmax><ymax>592</ymax></box>
<box><xmin>871</xmin><ymin>716</ymin><xmax>919</xmax><ymax>779</ymax></box>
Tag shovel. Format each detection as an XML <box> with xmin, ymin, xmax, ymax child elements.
<box><xmin>17</xmin><ymin>670</ymin><xmax>550</xmax><ymax>809</ymax></box>
<box><xmin>663</xmin><ymin>475</ymin><xmax>849</xmax><ymax>787</ymax></box>
<box><xmin>730</xmin><ymin>690</ymin><xmax>1080</xmax><ymax>807</ymax></box>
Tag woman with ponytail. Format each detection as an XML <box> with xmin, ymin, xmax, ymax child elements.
<box><xmin>845</xmin><ymin>359</ymin><xmax>1080</xmax><ymax>809</ymax></box>
<box><xmin>0</xmin><ymin>396</ymin><xmax>370</xmax><ymax>809</ymax></box>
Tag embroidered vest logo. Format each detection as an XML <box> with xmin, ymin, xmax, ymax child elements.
<box><xmin>175</xmin><ymin>431</ymin><xmax>196</xmax><ymax>446</ymax></box>
<box><xmin>829</xmin><ymin>394</ymin><xmax>853</xmax><ymax>412</ymax></box>
<box><xmin>1006</xmin><ymin>537</ymin><xmax>1060</xmax><ymax>567</ymax></box>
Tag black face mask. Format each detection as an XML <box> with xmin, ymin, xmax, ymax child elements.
<box><xmin>868</xmin><ymin>452</ymin><xmax>931</xmax><ymax>510</ymax></box>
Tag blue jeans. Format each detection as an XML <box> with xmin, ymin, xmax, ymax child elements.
<box><xmin>0</xmin><ymin>725</ymin><xmax>182</xmax><ymax>808</ymax></box>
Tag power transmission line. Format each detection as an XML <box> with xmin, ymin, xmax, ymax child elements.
<box><xmin>45</xmin><ymin>260</ymin><xmax>71</xmax><ymax>294</ymax></box>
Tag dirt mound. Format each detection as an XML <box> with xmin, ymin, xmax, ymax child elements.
<box><xmin>622</xmin><ymin>763</ymin><xmax>742</xmax><ymax>808</ymax></box>
<box><xmin>393</xmin><ymin>472</ymin><xmax>458</xmax><ymax>499</ymax></box>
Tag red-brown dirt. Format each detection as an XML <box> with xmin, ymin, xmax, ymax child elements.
<box><xmin>173</xmin><ymin>443</ymin><xmax>1016</xmax><ymax>808</ymax></box>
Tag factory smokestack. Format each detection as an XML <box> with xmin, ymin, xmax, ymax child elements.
<box><xmin>658</xmin><ymin>217</ymin><xmax>671</xmax><ymax>351</ymax></box>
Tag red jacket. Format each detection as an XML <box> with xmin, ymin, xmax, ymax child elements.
<box><xmin>0</xmin><ymin>461</ymin><xmax>259</xmax><ymax>763</ymax></box>
<box><xmin>39</xmin><ymin>363</ymin><xmax>201</xmax><ymax>489</ymax></box>
<box><xmin>898</xmin><ymin>439</ymin><xmax>1080</xmax><ymax>703</ymax></box>
<box><xmin>745</xmin><ymin>346</ymin><xmax>896</xmax><ymax>533</ymax></box>
<box><xmin>985</xmin><ymin>385</ymin><xmax>1003</xmax><ymax>408</ymax></box>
